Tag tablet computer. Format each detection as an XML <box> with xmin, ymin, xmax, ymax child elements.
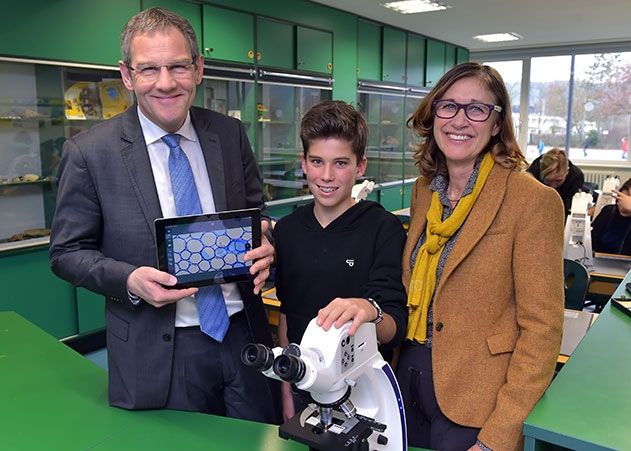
<box><xmin>155</xmin><ymin>208</ymin><xmax>261</xmax><ymax>288</ymax></box>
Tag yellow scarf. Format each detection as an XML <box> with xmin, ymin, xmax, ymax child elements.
<box><xmin>406</xmin><ymin>152</ymin><xmax>495</xmax><ymax>342</ymax></box>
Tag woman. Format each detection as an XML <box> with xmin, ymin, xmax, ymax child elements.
<box><xmin>526</xmin><ymin>147</ymin><xmax>584</xmax><ymax>218</ymax></box>
<box><xmin>396</xmin><ymin>62</ymin><xmax>564</xmax><ymax>451</ymax></box>
<box><xmin>591</xmin><ymin>177</ymin><xmax>631</xmax><ymax>255</ymax></box>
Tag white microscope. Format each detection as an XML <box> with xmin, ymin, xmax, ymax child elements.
<box><xmin>564</xmin><ymin>191</ymin><xmax>594</xmax><ymax>266</ymax></box>
<box><xmin>241</xmin><ymin>319</ymin><xmax>406</xmax><ymax>451</ymax></box>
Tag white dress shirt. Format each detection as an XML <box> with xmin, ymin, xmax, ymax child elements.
<box><xmin>137</xmin><ymin>107</ymin><xmax>244</xmax><ymax>326</ymax></box>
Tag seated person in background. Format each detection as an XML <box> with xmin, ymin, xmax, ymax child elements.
<box><xmin>592</xmin><ymin>177</ymin><xmax>631</xmax><ymax>255</ymax></box>
<box><xmin>528</xmin><ymin>148</ymin><xmax>584</xmax><ymax>217</ymax></box>
<box><xmin>273</xmin><ymin>100</ymin><xmax>408</xmax><ymax>421</ymax></box>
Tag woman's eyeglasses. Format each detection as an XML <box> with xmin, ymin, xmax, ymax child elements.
<box><xmin>432</xmin><ymin>100</ymin><xmax>502</xmax><ymax>122</ymax></box>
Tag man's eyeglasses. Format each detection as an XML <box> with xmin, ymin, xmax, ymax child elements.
<box><xmin>432</xmin><ymin>100</ymin><xmax>502</xmax><ymax>122</ymax></box>
<box><xmin>126</xmin><ymin>60</ymin><xmax>196</xmax><ymax>81</ymax></box>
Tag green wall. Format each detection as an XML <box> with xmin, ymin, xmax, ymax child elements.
<box><xmin>0</xmin><ymin>0</ymin><xmax>139</xmax><ymax>65</ymax></box>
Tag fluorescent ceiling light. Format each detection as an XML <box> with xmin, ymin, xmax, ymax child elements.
<box><xmin>382</xmin><ymin>0</ymin><xmax>450</xmax><ymax>14</ymax></box>
<box><xmin>473</xmin><ymin>33</ymin><xmax>522</xmax><ymax>43</ymax></box>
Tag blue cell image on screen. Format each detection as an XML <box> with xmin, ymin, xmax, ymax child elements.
<box><xmin>164</xmin><ymin>219</ymin><xmax>252</xmax><ymax>284</ymax></box>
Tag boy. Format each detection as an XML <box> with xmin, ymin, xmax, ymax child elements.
<box><xmin>273</xmin><ymin>100</ymin><xmax>408</xmax><ymax>420</ymax></box>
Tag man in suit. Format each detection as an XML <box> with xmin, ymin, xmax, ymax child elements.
<box><xmin>49</xmin><ymin>7</ymin><xmax>278</xmax><ymax>423</ymax></box>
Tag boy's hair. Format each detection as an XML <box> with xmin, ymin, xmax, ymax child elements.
<box><xmin>300</xmin><ymin>100</ymin><xmax>367</xmax><ymax>161</ymax></box>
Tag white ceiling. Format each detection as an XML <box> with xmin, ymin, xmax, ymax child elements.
<box><xmin>310</xmin><ymin>0</ymin><xmax>631</xmax><ymax>53</ymax></box>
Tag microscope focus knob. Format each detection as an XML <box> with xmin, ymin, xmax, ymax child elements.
<box><xmin>377</xmin><ymin>434</ymin><xmax>388</xmax><ymax>445</ymax></box>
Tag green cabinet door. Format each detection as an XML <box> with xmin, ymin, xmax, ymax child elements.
<box><xmin>257</xmin><ymin>17</ymin><xmax>294</xmax><ymax>70</ymax></box>
<box><xmin>379</xmin><ymin>184</ymin><xmax>404</xmax><ymax>211</ymax></box>
<box><xmin>403</xmin><ymin>181</ymin><xmax>415</xmax><ymax>208</ymax></box>
<box><xmin>0</xmin><ymin>247</ymin><xmax>77</xmax><ymax>339</ymax></box>
<box><xmin>445</xmin><ymin>44</ymin><xmax>457</xmax><ymax>72</ymax></box>
<box><xmin>357</xmin><ymin>19</ymin><xmax>382</xmax><ymax>80</ymax></box>
<box><xmin>426</xmin><ymin>39</ymin><xmax>446</xmax><ymax>87</ymax></box>
<box><xmin>144</xmin><ymin>0</ymin><xmax>202</xmax><ymax>56</ymax></box>
<box><xmin>456</xmin><ymin>47</ymin><xmax>470</xmax><ymax>65</ymax></box>
<box><xmin>77</xmin><ymin>288</ymin><xmax>105</xmax><ymax>334</ymax></box>
<box><xmin>382</xmin><ymin>27</ymin><xmax>407</xmax><ymax>84</ymax></box>
<box><xmin>406</xmin><ymin>34</ymin><xmax>426</xmax><ymax>87</ymax></box>
<box><xmin>0</xmin><ymin>0</ymin><xmax>137</xmax><ymax>65</ymax></box>
<box><xmin>297</xmin><ymin>27</ymin><xmax>333</xmax><ymax>73</ymax></box>
<box><xmin>203</xmin><ymin>5</ymin><xmax>254</xmax><ymax>64</ymax></box>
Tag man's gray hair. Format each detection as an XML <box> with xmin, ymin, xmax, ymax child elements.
<box><xmin>120</xmin><ymin>7</ymin><xmax>200</xmax><ymax>65</ymax></box>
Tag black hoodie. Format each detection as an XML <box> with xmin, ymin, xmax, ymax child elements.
<box><xmin>273</xmin><ymin>200</ymin><xmax>408</xmax><ymax>347</ymax></box>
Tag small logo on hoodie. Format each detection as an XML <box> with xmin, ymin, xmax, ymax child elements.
<box><xmin>345</xmin><ymin>259</ymin><xmax>355</xmax><ymax>267</ymax></box>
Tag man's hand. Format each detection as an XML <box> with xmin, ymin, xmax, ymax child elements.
<box><xmin>613</xmin><ymin>189</ymin><xmax>631</xmax><ymax>217</ymax></box>
<box><xmin>244</xmin><ymin>220</ymin><xmax>275</xmax><ymax>295</ymax></box>
<box><xmin>316</xmin><ymin>297</ymin><xmax>376</xmax><ymax>336</ymax></box>
<box><xmin>127</xmin><ymin>266</ymin><xmax>198</xmax><ymax>307</ymax></box>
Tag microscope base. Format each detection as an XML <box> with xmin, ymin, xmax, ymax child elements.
<box><xmin>279</xmin><ymin>408</ymin><xmax>377</xmax><ymax>451</ymax></box>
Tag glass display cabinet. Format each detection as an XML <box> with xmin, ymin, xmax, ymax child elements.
<box><xmin>202</xmin><ymin>64</ymin><xmax>257</xmax><ymax>149</ymax></box>
<box><xmin>255</xmin><ymin>69</ymin><xmax>332</xmax><ymax>201</ymax></box>
<box><xmin>403</xmin><ymin>88</ymin><xmax>429</xmax><ymax>180</ymax></box>
<box><xmin>357</xmin><ymin>82</ymin><xmax>407</xmax><ymax>185</ymax></box>
<box><xmin>0</xmin><ymin>58</ymin><xmax>131</xmax><ymax>247</ymax></box>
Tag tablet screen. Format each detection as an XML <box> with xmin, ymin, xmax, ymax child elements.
<box><xmin>155</xmin><ymin>208</ymin><xmax>261</xmax><ymax>288</ymax></box>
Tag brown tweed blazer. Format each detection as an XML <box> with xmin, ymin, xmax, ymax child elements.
<box><xmin>402</xmin><ymin>164</ymin><xmax>564</xmax><ymax>451</ymax></box>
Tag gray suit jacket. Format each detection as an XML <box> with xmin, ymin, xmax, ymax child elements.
<box><xmin>50</xmin><ymin>106</ymin><xmax>275</xmax><ymax>409</ymax></box>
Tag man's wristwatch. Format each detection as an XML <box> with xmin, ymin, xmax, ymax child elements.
<box><xmin>366</xmin><ymin>298</ymin><xmax>383</xmax><ymax>324</ymax></box>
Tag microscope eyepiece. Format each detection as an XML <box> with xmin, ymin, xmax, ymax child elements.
<box><xmin>273</xmin><ymin>354</ymin><xmax>306</xmax><ymax>383</ymax></box>
<box><xmin>241</xmin><ymin>343</ymin><xmax>275</xmax><ymax>372</ymax></box>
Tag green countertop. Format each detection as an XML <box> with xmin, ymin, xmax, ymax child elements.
<box><xmin>0</xmin><ymin>311</ymin><xmax>422</xmax><ymax>450</ymax></box>
<box><xmin>0</xmin><ymin>311</ymin><xmax>311</xmax><ymax>450</ymax></box>
<box><xmin>523</xmin><ymin>273</ymin><xmax>631</xmax><ymax>450</ymax></box>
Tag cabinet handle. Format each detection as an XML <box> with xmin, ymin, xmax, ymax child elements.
<box><xmin>247</xmin><ymin>50</ymin><xmax>254</xmax><ymax>59</ymax></box>
<box><xmin>256</xmin><ymin>52</ymin><xmax>261</xmax><ymax>61</ymax></box>
<box><xmin>297</xmin><ymin>61</ymin><xmax>304</xmax><ymax>67</ymax></box>
<box><xmin>327</xmin><ymin>62</ymin><xmax>333</xmax><ymax>71</ymax></box>
<box><xmin>205</xmin><ymin>47</ymin><xmax>213</xmax><ymax>55</ymax></box>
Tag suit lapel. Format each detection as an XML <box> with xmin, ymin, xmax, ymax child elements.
<box><xmin>436</xmin><ymin>164</ymin><xmax>509</xmax><ymax>295</ymax></box>
<box><xmin>119</xmin><ymin>108</ymin><xmax>163</xmax><ymax>243</ymax></box>
<box><xmin>191</xmin><ymin>108</ymin><xmax>227</xmax><ymax>211</ymax></box>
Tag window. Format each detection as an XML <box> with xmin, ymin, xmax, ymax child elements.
<box><xmin>529</xmin><ymin>55</ymin><xmax>571</xmax><ymax>160</ymax></box>
<box><xmin>574</xmin><ymin>52</ymin><xmax>631</xmax><ymax>161</ymax></box>
<box><xmin>484</xmin><ymin>60</ymin><xmax>522</xmax><ymax>144</ymax></box>
<box><xmin>477</xmin><ymin>48</ymin><xmax>631</xmax><ymax>165</ymax></box>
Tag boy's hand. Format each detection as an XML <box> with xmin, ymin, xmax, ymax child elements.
<box><xmin>316</xmin><ymin>297</ymin><xmax>377</xmax><ymax>336</ymax></box>
<box><xmin>613</xmin><ymin>189</ymin><xmax>631</xmax><ymax>217</ymax></box>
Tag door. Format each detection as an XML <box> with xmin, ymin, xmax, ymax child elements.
<box><xmin>203</xmin><ymin>5</ymin><xmax>254</xmax><ymax>64</ymax></box>
<box><xmin>297</xmin><ymin>26</ymin><xmax>332</xmax><ymax>74</ymax></box>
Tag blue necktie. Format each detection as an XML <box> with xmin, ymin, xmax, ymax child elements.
<box><xmin>162</xmin><ymin>133</ymin><xmax>229</xmax><ymax>342</ymax></box>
